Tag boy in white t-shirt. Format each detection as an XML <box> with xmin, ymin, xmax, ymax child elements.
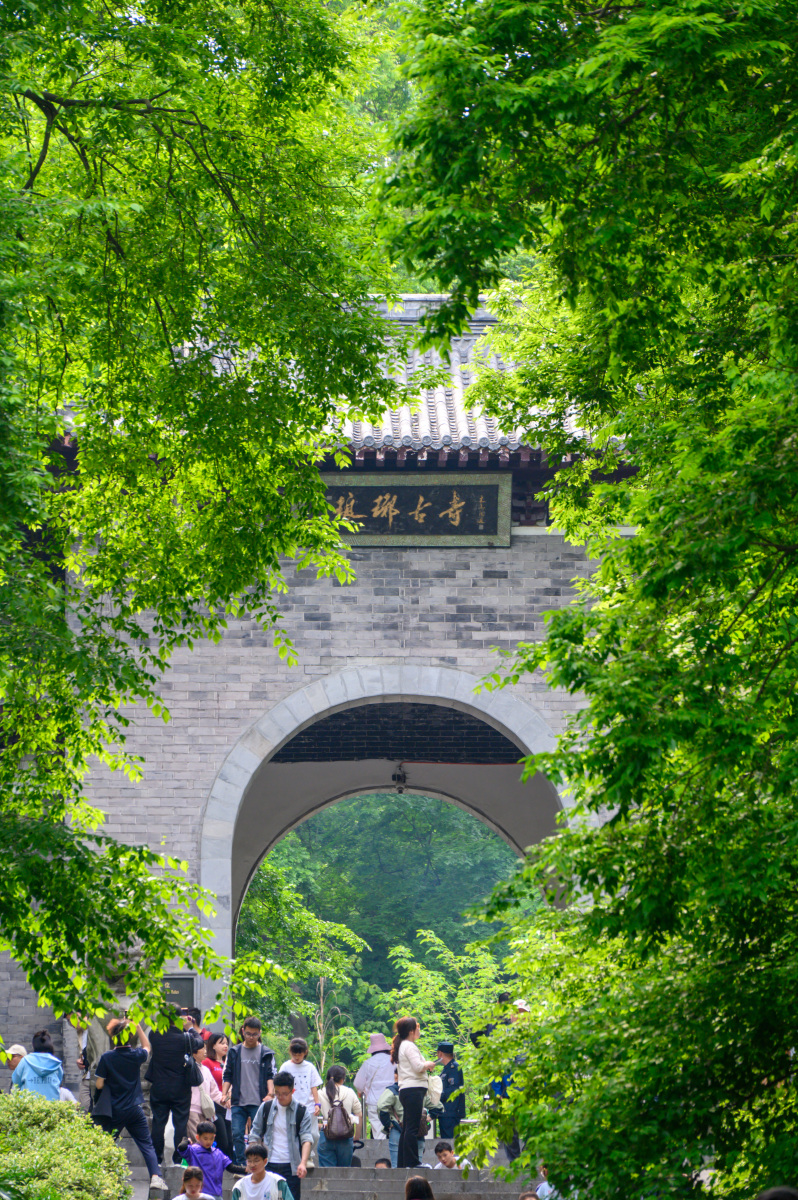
<box><xmin>278</xmin><ymin>1038</ymin><xmax>321</xmax><ymax>1165</ymax></box>
<box><xmin>433</xmin><ymin>1141</ymin><xmax>473</xmax><ymax>1171</ymax></box>
<box><xmin>231</xmin><ymin>1144</ymin><xmax>293</xmax><ymax>1200</ymax></box>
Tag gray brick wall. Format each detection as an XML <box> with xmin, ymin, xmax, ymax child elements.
<box><xmin>2</xmin><ymin>531</ymin><xmax>595</xmax><ymax>1041</ymax></box>
<box><xmin>90</xmin><ymin>532</ymin><xmax>593</xmax><ymax>863</ymax></box>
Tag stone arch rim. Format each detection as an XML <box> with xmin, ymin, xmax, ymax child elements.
<box><xmin>234</xmin><ymin>777</ymin><xmax>532</xmax><ymax>936</ymax></box>
<box><xmin>201</xmin><ymin>665</ymin><xmax>558</xmax><ymax>859</ymax></box>
<box><xmin>236</xmin><ymin>779</ymin><xmax>529</xmax><ymax>920</ymax></box>
<box><xmin>197</xmin><ymin>665</ymin><xmax>561</xmax><ymax>1005</ymax></box>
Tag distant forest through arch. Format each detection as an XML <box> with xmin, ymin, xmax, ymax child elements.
<box><xmin>235</xmin><ymin>791</ymin><xmax>523</xmax><ymax>1062</ymax></box>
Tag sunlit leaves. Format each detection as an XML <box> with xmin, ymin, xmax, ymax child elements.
<box><xmin>382</xmin><ymin>0</ymin><xmax>798</xmax><ymax>1191</ymax></box>
<box><xmin>0</xmin><ymin>0</ymin><xmax>401</xmax><ymax>1020</ymax></box>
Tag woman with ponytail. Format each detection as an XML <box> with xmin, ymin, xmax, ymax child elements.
<box><xmin>317</xmin><ymin>1065</ymin><xmax>362</xmax><ymax>1167</ymax></box>
<box><xmin>391</xmin><ymin>1018</ymin><xmax>437</xmax><ymax>1168</ymax></box>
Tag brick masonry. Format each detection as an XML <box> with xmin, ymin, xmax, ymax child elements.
<box><xmin>272</xmin><ymin>702</ymin><xmax>522</xmax><ymax>763</ymax></box>
<box><xmin>0</xmin><ymin>529</ymin><xmax>596</xmax><ymax>1058</ymax></box>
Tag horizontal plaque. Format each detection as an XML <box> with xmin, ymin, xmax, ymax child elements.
<box><xmin>321</xmin><ymin>473</ymin><xmax>512</xmax><ymax>547</ymax></box>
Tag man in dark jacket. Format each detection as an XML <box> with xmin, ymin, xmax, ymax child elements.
<box><xmin>222</xmin><ymin>1016</ymin><xmax>276</xmax><ymax>1164</ymax></box>
<box><xmin>436</xmin><ymin>1041</ymin><xmax>465</xmax><ymax>1140</ymax></box>
<box><xmin>147</xmin><ymin>1012</ymin><xmax>200</xmax><ymax>1166</ymax></box>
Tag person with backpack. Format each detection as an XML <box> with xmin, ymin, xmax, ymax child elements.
<box><xmin>250</xmin><ymin>1070</ymin><xmax>315</xmax><ymax>1200</ymax></box>
<box><xmin>377</xmin><ymin>1066</ymin><xmax>428</xmax><ymax>1168</ymax></box>
<box><xmin>317</xmin><ymin>1065</ymin><xmax>362</xmax><ymax>1167</ymax></box>
<box><xmin>11</xmin><ymin>1030</ymin><xmax>63</xmax><ymax>1100</ymax></box>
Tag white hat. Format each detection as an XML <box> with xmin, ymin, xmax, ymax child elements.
<box><xmin>5</xmin><ymin>1044</ymin><xmax>27</xmax><ymax>1057</ymax></box>
<box><xmin>513</xmin><ymin>999</ymin><xmax>530</xmax><ymax>1013</ymax></box>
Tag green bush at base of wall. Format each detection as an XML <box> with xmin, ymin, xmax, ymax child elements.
<box><xmin>0</xmin><ymin>1093</ymin><xmax>130</xmax><ymax>1200</ymax></box>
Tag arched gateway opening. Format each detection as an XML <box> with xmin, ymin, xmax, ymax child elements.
<box><xmin>198</xmin><ymin>665</ymin><xmax>562</xmax><ymax>1010</ymax></box>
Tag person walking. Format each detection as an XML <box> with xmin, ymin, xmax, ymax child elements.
<box><xmin>391</xmin><ymin>1017</ymin><xmax>436</xmax><ymax>1169</ymax></box>
<box><xmin>147</xmin><ymin>1011</ymin><xmax>200</xmax><ymax>1167</ymax></box>
<box><xmin>4</xmin><ymin>1044</ymin><xmax>27</xmax><ymax>1075</ymax></box>
<box><xmin>317</xmin><ymin>1065</ymin><xmax>361</xmax><ymax>1167</ymax></box>
<box><xmin>223</xmin><ymin>1018</ymin><xmax>276</xmax><ymax>1165</ymax></box>
<box><xmin>205</xmin><ymin>1033</ymin><xmax>233</xmax><ymax>1157</ymax></box>
<box><xmin>353</xmin><ymin>1033</ymin><xmax>394</xmax><ymax>1141</ymax></box>
<box><xmin>184</xmin><ymin>1120</ymin><xmax>232</xmax><ymax>1200</ymax></box>
<box><xmin>188</xmin><ymin>1039</ymin><xmax>224</xmax><ymax>1144</ymax></box>
<box><xmin>11</xmin><ymin>1030</ymin><xmax>63</xmax><ymax>1099</ymax></box>
<box><xmin>250</xmin><ymin>1071</ymin><xmax>314</xmax><ymax>1200</ymax></box>
<box><xmin>278</xmin><ymin>1038</ymin><xmax>322</xmax><ymax>1166</ymax></box>
<box><xmin>435</xmin><ymin>1042</ymin><xmax>465</xmax><ymax>1140</ymax></box>
<box><xmin>377</xmin><ymin>1067</ymin><xmax>426</xmax><ymax>1168</ymax></box>
<box><xmin>93</xmin><ymin>1019</ymin><xmax>164</xmax><ymax>1193</ymax></box>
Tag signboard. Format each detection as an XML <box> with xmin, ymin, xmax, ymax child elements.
<box><xmin>163</xmin><ymin>975</ymin><xmax>195</xmax><ymax>1010</ymax></box>
<box><xmin>322</xmin><ymin>473</ymin><xmax>512</xmax><ymax>547</ymax></box>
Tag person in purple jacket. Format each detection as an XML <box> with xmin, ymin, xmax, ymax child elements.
<box><xmin>185</xmin><ymin>1121</ymin><xmax>232</xmax><ymax>1200</ymax></box>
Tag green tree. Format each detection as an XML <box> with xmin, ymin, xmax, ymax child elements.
<box><xmin>0</xmin><ymin>0</ymin><xmax>411</xmax><ymax>1024</ymax></box>
<box><xmin>335</xmin><ymin>929</ymin><xmax>508</xmax><ymax>1103</ymax></box>
<box><xmin>234</xmin><ymin>857</ymin><xmax>367</xmax><ymax>1034</ymax></box>
<box><xmin>382</xmin><ymin>0</ymin><xmax>798</xmax><ymax>1193</ymax></box>
<box><xmin>260</xmin><ymin>792</ymin><xmax>520</xmax><ymax>1024</ymax></box>
<box><xmin>381</xmin><ymin>930</ymin><xmax>504</xmax><ymax>1075</ymax></box>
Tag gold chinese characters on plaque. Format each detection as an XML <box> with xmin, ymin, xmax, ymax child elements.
<box><xmin>320</xmin><ymin>473</ymin><xmax>512</xmax><ymax>547</ymax></box>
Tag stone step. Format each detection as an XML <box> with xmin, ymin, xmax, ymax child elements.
<box><xmin>162</xmin><ymin>1164</ymin><xmax>532</xmax><ymax>1200</ymax></box>
<box><xmin>307</xmin><ymin>1167</ymin><xmax>515</xmax><ymax>1189</ymax></box>
<box><xmin>118</xmin><ymin>1133</ymin><xmax>152</xmax><ymax>1181</ymax></box>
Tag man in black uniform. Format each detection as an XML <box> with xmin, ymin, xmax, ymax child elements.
<box><xmin>436</xmin><ymin>1042</ymin><xmax>465</xmax><ymax>1141</ymax></box>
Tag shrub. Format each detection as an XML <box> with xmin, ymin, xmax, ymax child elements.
<box><xmin>0</xmin><ymin>1092</ymin><xmax>130</xmax><ymax>1199</ymax></box>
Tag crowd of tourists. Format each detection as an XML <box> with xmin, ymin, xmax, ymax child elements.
<box><xmin>3</xmin><ymin>1008</ymin><xmax>475</xmax><ymax>1199</ymax></box>
<box><xmin>6</xmin><ymin>1010</ymin><xmax>796</xmax><ymax>1200</ymax></box>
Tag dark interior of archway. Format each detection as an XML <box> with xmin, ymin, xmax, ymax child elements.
<box><xmin>271</xmin><ymin>702</ymin><xmax>522</xmax><ymax>763</ymax></box>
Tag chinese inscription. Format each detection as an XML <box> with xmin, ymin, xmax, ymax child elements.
<box><xmin>326</xmin><ymin>480</ymin><xmax>502</xmax><ymax>540</ymax></box>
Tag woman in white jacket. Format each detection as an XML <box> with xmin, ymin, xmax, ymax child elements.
<box><xmin>391</xmin><ymin>1017</ymin><xmax>437</xmax><ymax>1168</ymax></box>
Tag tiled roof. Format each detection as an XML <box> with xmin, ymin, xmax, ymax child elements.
<box><xmin>340</xmin><ymin>296</ymin><xmax>528</xmax><ymax>454</ymax></box>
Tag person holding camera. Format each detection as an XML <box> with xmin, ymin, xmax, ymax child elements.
<box><xmin>147</xmin><ymin>1009</ymin><xmax>202</xmax><ymax>1169</ymax></box>
<box><xmin>94</xmin><ymin>1019</ymin><xmax>164</xmax><ymax>1192</ymax></box>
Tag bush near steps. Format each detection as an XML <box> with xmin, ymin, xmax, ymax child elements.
<box><xmin>0</xmin><ymin>1092</ymin><xmax>130</xmax><ymax>1200</ymax></box>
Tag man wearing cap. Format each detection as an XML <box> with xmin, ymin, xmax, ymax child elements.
<box><xmin>353</xmin><ymin>1033</ymin><xmax>395</xmax><ymax>1140</ymax></box>
<box><xmin>4</xmin><ymin>1044</ymin><xmax>27</xmax><ymax>1074</ymax></box>
<box><xmin>435</xmin><ymin>1042</ymin><xmax>465</xmax><ymax>1141</ymax></box>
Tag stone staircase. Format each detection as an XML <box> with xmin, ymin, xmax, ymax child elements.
<box><xmin>161</xmin><ymin>1164</ymin><xmax>534</xmax><ymax>1200</ymax></box>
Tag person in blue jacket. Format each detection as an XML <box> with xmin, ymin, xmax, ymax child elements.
<box><xmin>11</xmin><ymin>1030</ymin><xmax>64</xmax><ymax>1100</ymax></box>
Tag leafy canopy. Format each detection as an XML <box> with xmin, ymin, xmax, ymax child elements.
<box><xmin>253</xmin><ymin>792</ymin><xmax>520</xmax><ymax>1026</ymax></box>
<box><xmin>235</xmin><ymin>856</ymin><xmax>368</xmax><ymax>1031</ymax></box>
<box><xmin>0</xmin><ymin>0</ymin><xmax>406</xmax><ymax>1022</ymax></box>
<box><xmin>384</xmin><ymin>0</ymin><xmax>798</xmax><ymax>1194</ymax></box>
